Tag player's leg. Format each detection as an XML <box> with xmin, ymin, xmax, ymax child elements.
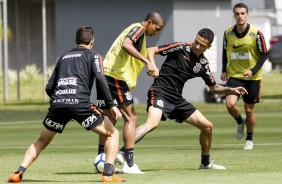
<box><xmin>135</xmin><ymin>106</ymin><xmax>162</xmax><ymax>144</ymax></box>
<box><xmin>226</xmin><ymin>78</ymin><xmax>246</xmax><ymax>139</ymax></box>
<box><xmin>242</xmin><ymin>80</ymin><xmax>260</xmax><ymax>150</ymax></box>
<box><xmin>226</xmin><ymin>94</ymin><xmax>245</xmax><ymax>139</ymax></box>
<box><xmin>118</xmin><ymin>103</ymin><xmax>146</xmax><ymax>174</ymax></box>
<box><xmin>243</xmin><ymin>103</ymin><xmax>256</xmax><ymax>150</ymax></box>
<box><xmin>8</xmin><ymin>126</ymin><xmax>56</xmax><ymax>183</ymax></box>
<box><xmin>91</xmin><ymin>117</ymin><xmax>125</xmax><ymax>182</ymax></box>
<box><xmin>98</xmin><ymin>109</ymin><xmax>117</xmax><ymax>154</ymax></box>
<box><xmin>185</xmin><ymin>110</ymin><xmax>226</xmax><ymax>169</ymax></box>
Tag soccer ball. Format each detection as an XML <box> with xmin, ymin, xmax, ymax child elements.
<box><xmin>115</xmin><ymin>152</ymin><xmax>125</xmax><ymax>165</ymax></box>
<box><xmin>94</xmin><ymin>153</ymin><xmax>105</xmax><ymax>173</ymax></box>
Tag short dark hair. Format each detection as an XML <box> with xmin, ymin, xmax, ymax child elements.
<box><xmin>233</xmin><ymin>3</ymin><xmax>248</xmax><ymax>13</ymax></box>
<box><xmin>75</xmin><ymin>26</ymin><xmax>94</xmax><ymax>45</ymax></box>
<box><xmin>197</xmin><ymin>28</ymin><xmax>214</xmax><ymax>44</ymax></box>
<box><xmin>144</xmin><ymin>11</ymin><xmax>165</xmax><ymax>25</ymax></box>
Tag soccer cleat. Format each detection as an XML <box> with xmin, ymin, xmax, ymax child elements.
<box><xmin>8</xmin><ymin>171</ymin><xmax>23</xmax><ymax>183</ymax></box>
<box><xmin>101</xmin><ymin>174</ymin><xmax>126</xmax><ymax>182</ymax></box>
<box><xmin>122</xmin><ymin>162</ymin><xmax>144</xmax><ymax>174</ymax></box>
<box><xmin>236</xmin><ymin>117</ymin><xmax>246</xmax><ymax>140</ymax></box>
<box><xmin>244</xmin><ymin>140</ymin><xmax>253</xmax><ymax>150</ymax></box>
<box><xmin>199</xmin><ymin>161</ymin><xmax>226</xmax><ymax>170</ymax></box>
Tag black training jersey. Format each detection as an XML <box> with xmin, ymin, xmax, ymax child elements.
<box><xmin>152</xmin><ymin>42</ymin><xmax>216</xmax><ymax>101</ymax></box>
<box><xmin>45</xmin><ymin>47</ymin><xmax>115</xmax><ymax>108</ymax></box>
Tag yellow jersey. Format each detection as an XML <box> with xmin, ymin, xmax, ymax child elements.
<box><xmin>103</xmin><ymin>23</ymin><xmax>146</xmax><ymax>90</ymax></box>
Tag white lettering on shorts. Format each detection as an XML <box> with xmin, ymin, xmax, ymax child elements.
<box><xmin>97</xmin><ymin>100</ymin><xmax>106</xmax><ymax>107</ymax></box>
<box><xmin>45</xmin><ymin>118</ymin><xmax>63</xmax><ymax>131</ymax></box>
<box><xmin>82</xmin><ymin>115</ymin><xmax>98</xmax><ymax>129</ymax></box>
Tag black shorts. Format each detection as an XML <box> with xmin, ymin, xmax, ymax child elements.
<box><xmin>43</xmin><ymin>103</ymin><xmax>104</xmax><ymax>133</ymax></box>
<box><xmin>227</xmin><ymin>77</ymin><xmax>261</xmax><ymax>104</ymax></box>
<box><xmin>97</xmin><ymin>75</ymin><xmax>133</xmax><ymax>109</ymax></box>
<box><xmin>147</xmin><ymin>88</ymin><xmax>196</xmax><ymax>123</ymax></box>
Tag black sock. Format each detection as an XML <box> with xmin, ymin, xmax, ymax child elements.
<box><xmin>246</xmin><ymin>132</ymin><xmax>253</xmax><ymax>141</ymax></box>
<box><xmin>124</xmin><ymin>148</ymin><xmax>134</xmax><ymax>167</ymax></box>
<box><xmin>98</xmin><ymin>144</ymin><xmax>104</xmax><ymax>155</ymax></box>
<box><xmin>235</xmin><ymin>115</ymin><xmax>243</xmax><ymax>125</ymax></box>
<box><xmin>201</xmin><ymin>155</ymin><xmax>210</xmax><ymax>166</ymax></box>
<box><xmin>16</xmin><ymin>166</ymin><xmax>26</xmax><ymax>174</ymax></box>
<box><xmin>119</xmin><ymin>146</ymin><xmax>125</xmax><ymax>153</ymax></box>
<box><xmin>103</xmin><ymin>163</ymin><xmax>115</xmax><ymax>176</ymax></box>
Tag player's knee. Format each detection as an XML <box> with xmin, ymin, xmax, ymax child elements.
<box><xmin>203</xmin><ymin>123</ymin><xmax>213</xmax><ymax>135</ymax></box>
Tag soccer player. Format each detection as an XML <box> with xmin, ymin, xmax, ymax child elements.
<box><xmin>96</xmin><ymin>11</ymin><xmax>165</xmax><ymax>174</ymax></box>
<box><xmin>8</xmin><ymin>26</ymin><xmax>125</xmax><ymax>183</ymax></box>
<box><xmin>118</xmin><ymin>28</ymin><xmax>247</xmax><ymax>169</ymax></box>
<box><xmin>220</xmin><ymin>3</ymin><xmax>267</xmax><ymax>150</ymax></box>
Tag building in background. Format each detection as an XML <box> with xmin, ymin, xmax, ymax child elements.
<box><xmin>0</xmin><ymin>0</ymin><xmax>280</xmax><ymax>103</ymax></box>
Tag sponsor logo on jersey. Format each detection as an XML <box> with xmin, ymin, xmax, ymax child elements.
<box><xmin>256</xmin><ymin>34</ymin><xmax>263</xmax><ymax>52</ymax></box>
<box><xmin>52</xmin><ymin>98</ymin><xmax>79</xmax><ymax>104</ymax></box>
<box><xmin>82</xmin><ymin>115</ymin><xmax>98</xmax><ymax>129</ymax></box>
<box><xmin>193</xmin><ymin>63</ymin><xmax>202</xmax><ymax>73</ymax></box>
<box><xmin>58</xmin><ymin>77</ymin><xmax>77</xmax><ymax>87</ymax></box>
<box><xmin>62</xmin><ymin>53</ymin><xmax>81</xmax><ymax>60</ymax></box>
<box><xmin>162</xmin><ymin>45</ymin><xmax>183</xmax><ymax>54</ymax></box>
<box><xmin>45</xmin><ymin>118</ymin><xmax>63</xmax><ymax>131</ymax></box>
<box><xmin>94</xmin><ymin>56</ymin><xmax>101</xmax><ymax>73</ymax></box>
<box><xmin>55</xmin><ymin>89</ymin><xmax>76</xmax><ymax>95</ymax></box>
<box><xmin>230</xmin><ymin>52</ymin><xmax>252</xmax><ymax>60</ymax></box>
<box><xmin>233</xmin><ymin>44</ymin><xmax>246</xmax><ymax>49</ymax></box>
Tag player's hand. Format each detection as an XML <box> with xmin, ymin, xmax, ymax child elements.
<box><xmin>243</xmin><ymin>70</ymin><xmax>253</xmax><ymax>79</ymax></box>
<box><xmin>146</xmin><ymin>63</ymin><xmax>156</xmax><ymax>77</ymax></box>
<box><xmin>109</xmin><ymin>106</ymin><xmax>122</xmax><ymax>121</ymax></box>
<box><xmin>220</xmin><ymin>72</ymin><xmax>228</xmax><ymax>81</ymax></box>
<box><xmin>231</xmin><ymin>86</ymin><xmax>248</xmax><ymax>95</ymax></box>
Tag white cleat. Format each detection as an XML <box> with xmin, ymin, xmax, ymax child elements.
<box><xmin>244</xmin><ymin>140</ymin><xmax>253</xmax><ymax>150</ymax></box>
<box><xmin>122</xmin><ymin>162</ymin><xmax>145</xmax><ymax>174</ymax></box>
<box><xmin>199</xmin><ymin>161</ymin><xmax>226</xmax><ymax>170</ymax></box>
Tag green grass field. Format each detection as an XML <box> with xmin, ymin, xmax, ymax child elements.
<box><xmin>1</xmin><ymin>71</ymin><xmax>281</xmax><ymax>183</ymax></box>
<box><xmin>1</xmin><ymin>102</ymin><xmax>282</xmax><ymax>184</ymax></box>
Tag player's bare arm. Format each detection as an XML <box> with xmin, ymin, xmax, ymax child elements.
<box><xmin>147</xmin><ymin>46</ymin><xmax>160</xmax><ymax>77</ymax></box>
<box><xmin>208</xmin><ymin>84</ymin><xmax>247</xmax><ymax>95</ymax></box>
<box><xmin>122</xmin><ymin>37</ymin><xmax>155</xmax><ymax>75</ymax></box>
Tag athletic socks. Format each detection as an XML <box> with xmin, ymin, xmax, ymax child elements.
<box><xmin>98</xmin><ymin>144</ymin><xmax>104</xmax><ymax>155</ymax></box>
<box><xmin>246</xmin><ymin>131</ymin><xmax>253</xmax><ymax>141</ymax></box>
<box><xmin>103</xmin><ymin>163</ymin><xmax>115</xmax><ymax>176</ymax></box>
<box><xmin>124</xmin><ymin>148</ymin><xmax>134</xmax><ymax>167</ymax></box>
<box><xmin>201</xmin><ymin>155</ymin><xmax>210</xmax><ymax>166</ymax></box>
<box><xmin>16</xmin><ymin>165</ymin><xmax>26</xmax><ymax>174</ymax></box>
<box><xmin>235</xmin><ymin>115</ymin><xmax>243</xmax><ymax>125</ymax></box>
